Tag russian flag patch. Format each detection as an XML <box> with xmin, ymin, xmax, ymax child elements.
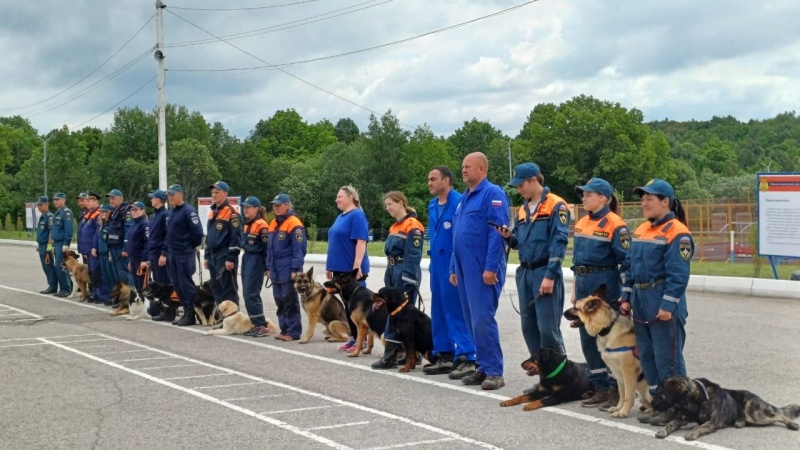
<box><xmin>491</xmin><ymin>200</ymin><xmax>503</xmax><ymax>207</ymax></box>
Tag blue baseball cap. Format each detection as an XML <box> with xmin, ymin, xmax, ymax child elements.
<box><xmin>508</xmin><ymin>163</ymin><xmax>541</xmax><ymax>187</ymax></box>
<box><xmin>575</xmin><ymin>177</ymin><xmax>614</xmax><ymax>199</ymax></box>
<box><xmin>76</xmin><ymin>192</ymin><xmax>88</xmax><ymax>199</ymax></box>
<box><xmin>131</xmin><ymin>201</ymin><xmax>146</xmax><ymax>210</ymax></box>
<box><xmin>209</xmin><ymin>181</ymin><xmax>230</xmax><ymax>192</ymax></box>
<box><xmin>99</xmin><ymin>203</ymin><xmax>114</xmax><ymax>212</ymax></box>
<box><xmin>53</xmin><ymin>193</ymin><xmax>66</xmax><ymax>200</ymax></box>
<box><xmin>270</xmin><ymin>193</ymin><xmax>291</xmax><ymax>205</ymax></box>
<box><xmin>166</xmin><ymin>184</ymin><xmax>183</xmax><ymax>194</ymax></box>
<box><xmin>634</xmin><ymin>179</ymin><xmax>675</xmax><ymax>201</ymax></box>
<box><xmin>242</xmin><ymin>196</ymin><xmax>262</xmax><ymax>207</ymax></box>
<box><xmin>106</xmin><ymin>189</ymin><xmax>123</xmax><ymax>198</ymax></box>
<box><xmin>36</xmin><ymin>196</ymin><xmax>48</xmax><ymax>204</ymax></box>
<box><xmin>148</xmin><ymin>189</ymin><xmax>168</xmax><ymax>201</ymax></box>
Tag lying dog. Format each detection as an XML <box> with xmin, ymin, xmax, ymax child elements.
<box><xmin>653</xmin><ymin>376</ymin><xmax>800</xmax><ymax>440</ymax></box>
<box><xmin>62</xmin><ymin>250</ymin><xmax>90</xmax><ymax>302</ymax></box>
<box><xmin>203</xmin><ymin>300</ymin><xmax>252</xmax><ymax>336</ymax></box>
<box><xmin>500</xmin><ymin>347</ymin><xmax>594</xmax><ymax>411</ymax></box>
<box><xmin>324</xmin><ymin>269</ymin><xmax>387</xmax><ymax>357</ymax></box>
<box><xmin>110</xmin><ymin>281</ymin><xmax>133</xmax><ymax>316</ymax></box>
<box><xmin>127</xmin><ymin>290</ymin><xmax>150</xmax><ymax>321</ymax></box>
<box><xmin>194</xmin><ymin>280</ymin><xmax>219</xmax><ymax>326</ymax></box>
<box><xmin>371</xmin><ymin>286</ymin><xmax>433</xmax><ymax>372</ymax></box>
<box><xmin>564</xmin><ymin>285</ymin><xmax>651</xmax><ymax>418</ymax></box>
<box><xmin>295</xmin><ymin>267</ymin><xmax>350</xmax><ymax>343</ymax></box>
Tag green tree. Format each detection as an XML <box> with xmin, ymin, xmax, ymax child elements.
<box><xmin>334</xmin><ymin>117</ymin><xmax>360</xmax><ymax>144</ymax></box>
<box><xmin>168</xmin><ymin>138</ymin><xmax>221</xmax><ymax>206</ymax></box>
<box><xmin>400</xmin><ymin>126</ymin><xmax>458</xmax><ymax>221</ymax></box>
<box><xmin>249</xmin><ymin>109</ymin><xmax>336</xmax><ymax>158</ymax></box>
<box><xmin>448</xmin><ymin>118</ymin><xmax>505</xmax><ymax>162</ymax></box>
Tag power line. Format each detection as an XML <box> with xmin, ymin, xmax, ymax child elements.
<box><xmin>167</xmin><ymin>0</ymin><xmax>388</xmax><ymax>49</ymax></box>
<box><xmin>170</xmin><ymin>0</ymin><xmax>541</xmax><ymax>73</ymax></box>
<box><xmin>169</xmin><ymin>0</ymin><xmax>319</xmax><ymax>11</ymax></box>
<box><xmin>69</xmin><ymin>75</ymin><xmax>157</xmax><ymax>130</ymax></box>
<box><xmin>0</xmin><ymin>14</ymin><xmax>155</xmax><ymax>112</ymax></box>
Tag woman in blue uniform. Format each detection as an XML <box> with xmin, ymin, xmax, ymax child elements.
<box><xmin>619</xmin><ymin>179</ymin><xmax>693</xmax><ymax>426</ymax></box>
<box><xmin>571</xmin><ymin>178</ymin><xmax>629</xmax><ymax>409</ymax></box>
<box><xmin>126</xmin><ymin>201</ymin><xmax>149</xmax><ymax>291</ymax></box>
<box><xmin>240</xmin><ymin>196</ymin><xmax>272</xmax><ymax>338</ymax></box>
<box><xmin>371</xmin><ymin>191</ymin><xmax>424</xmax><ymax>370</ymax></box>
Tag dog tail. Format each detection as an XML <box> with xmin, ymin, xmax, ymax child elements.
<box><xmin>780</xmin><ymin>404</ymin><xmax>800</xmax><ymax>419</ymax></box>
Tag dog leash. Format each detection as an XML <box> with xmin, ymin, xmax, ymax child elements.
<box><xmin>622</xmin><ymin>308</ymin><xmax>679</xmax><ymax>376</ymax></box>
<box><xmin>195</xmin><ymin>249</ymin><xmax>203</xmax><ymax>285</ymax></box>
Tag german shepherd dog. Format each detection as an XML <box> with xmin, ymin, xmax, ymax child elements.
<box><xmin>110</xmin><ymin>281</ymin><xmax>133</xmax><ymax>316</ymax></box>
<box><xmin>653</xmin><ymin>376</ymin><xmax>800</xmax><ymax>440</ymax></box>
<box><xmin>564</xmin><ymin>285</ymin><xmax>652</xmax><ymax>418</ymax></box>
<box><xmin>324</xmin><ymin>269</ymin><xmax>387</xmax><ymax>357</ymax></box>
<box><xmin>194</xmin><ymin>280</ymin><xmax>219</xmax><ymax>326</ymax></box>
<box><xmin>62</xmin><ymin>250</ymin><xmax>90</xmax><ymax>302</ymax></box>
<box><xmin>371</xmin><ymin>286</ymin><xmax>433</xmax><ymax>372</ymax></box>
<box><xmin>500</xmin><ymin>347</ymin><xmax>595</xmax><ymax>411</ymax></box>
<box><xmin>294</xmin><ymin>267</ymin><xmax>349</xmax><ymax>343</ymax></box>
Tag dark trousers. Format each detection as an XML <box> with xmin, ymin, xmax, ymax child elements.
<box><xmin>109</xmin><ymin>247</ymin><xmax>131</xmax><ymax>286</ymax></box>
<box><xmin>168</xmin><ymin>253</ymin><xmax>197</xmax><ymax>308</ymax></box>
<box><xmin>241</xmin><ymin>253</ymin><xmax>266</xmax><ymax>327</ymax></box>
<box><xmin>53</xmin><ymin>244</ymin><xmax>72</xmax><ymax>294</ymax></box>
<box><xmin>130</xmin><ymin>256</ymin><xmax>144</xmax><ymax>291</ymax></box>
<box><xmin>38</xmin><ymin>246</ymin><xmax>57</xmax><ymax>290</ymax></box>
<box><xmin>207</xmin><ymin>252</ymin><xmax>238</xmax><ymax>304</ymax></box>
<box><xmin>89</xmin><ymin>253</ymin><xmax>108</xmax><ymax>302</ymax></box>
<box><xmin>149</xmin><ymin>256</ymin><xmax>170</xmax><ymax>284</ymax></box>
<box><xmin>272</xmin><ymin>281</ymin><xmax>302</xmax><ymax>339</ymax></box>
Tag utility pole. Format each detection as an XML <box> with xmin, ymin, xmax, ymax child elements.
<box><xmin>507</xmin><ymin>138</ymin><xmax>513</xmax><ymax>180</ymax></box>
<box><xmin>155</xmin><ymin>0</ymin><xmax>167</xmax><ymax>190</ymax></box>
<box><xmin>38</xmin><ymin>134</ymin><xmax>53</xmax><ymax>197</ymax></box>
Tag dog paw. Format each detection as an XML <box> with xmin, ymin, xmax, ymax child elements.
<box><xmin>346</xmin><ymin>352</ymin><xmax>360</xmax><ymax>358</ymax></box>
<box><xmin>655</xmin><ymin>430</ymin><xmax>669</xmax><ymax>439</ymax></box>
<box><xmin>607</xmin><ymin>406</ymin><xmax>620</xmax><ymax>413</ymax></box>
<box><xmin>734</xmin><ymin>420</ymin><xmax>746</xmax><ymax>429</ymax></box>
<box><xmin>684</xmin><ymin>432</ymin><xmax>698</xmax><ymax>441</ymax></box>
<box><xmin>611</xmin><ymin>411</ymin><xmax>628</xmax><ymax>418</ymax></box>
<box><xmin>499</xmin><ymin>401</ymin><xmax>511</xmax><ymax>407</ymax></box>
<box><xmin>298</xmin><ymin>338</ymin><xmax>310</xmax><ymax>344</ymax></box>
<box><xmin>398</xmin><ymin>367</ymin><xmax>410</xmax><ymax>373</ymax></box>
<box><xmin>362</xmin><ymin>349</ymin><xmax>372</xmax><ymax>355</ymax></box>
<box><xmin>787</xmin><ymin>422</ymin><xmax>799</xmax><ymax>431</ymax></box>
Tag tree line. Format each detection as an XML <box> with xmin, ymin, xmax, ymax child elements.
<box><xmin>1</xmin><ymin>95</ymin><xmax>797</xmax><ymax>233</ymax></box>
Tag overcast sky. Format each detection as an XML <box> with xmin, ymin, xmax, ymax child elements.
<box><xmin>1</xmin><ymin>0</ymin><xmax>799</xmax><ymax>139</ymax></box>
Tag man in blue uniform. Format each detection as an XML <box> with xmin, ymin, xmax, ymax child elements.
<box><xmin>144</xmin><ymin>189</ymin><xmax>171</xmax><ymax>285</ymax></box>
<box><xmin>204</xmin><ymin>181</ymin><xmax>242</xmax><ymax>304</ymax></box>
<box><xmin>105</xmin><ymin>189</ymin><xmax>133</xmax><ymax>287</ymax></box>
<box><xmin>127</xmin><ymin>201</ymin><xmax>149</xmax><ymax>291</ymax></box>
<box><xmin>166</xmin><ymin>184</ymin><xmax>204</xmax><ymax>326</ymax></box>
<box><xmin>449</xmin><ymin>152</ymin><xmax>509</xmax><ymax>390</ymax></box>
<box><xmin>79</xmin><ymin>192</ymin><xmax>101</xmax><ymax>302</ymax></box>
<box><xmin>34</xmin><ymin>196</ymin><xmax>58</xmax><ymax>294</ymax></box>
<box><xmin>50</xmin><ymin>192</ymin><xmax>74</xmax><ymax>297</ymax></box>
<box><xmin>93</xmin><ymin>204</ymin><xmax>115</xmax><ymax>305</ymax></box>
<box><xmin>75</xmin><ymin>192</ymin><xmax>88</xmax><ymax>263</ymax></box>
<box><xmin>423</xmin><ymin>166</ymin><xmax>476</xmax><ymax>376</ymax></box>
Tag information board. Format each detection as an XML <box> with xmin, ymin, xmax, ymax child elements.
<box><xmin>756</xmin><ymin>172</ymin><xmax>800</xmax><ymax>258</ymax></box>
<box><xmin>197</xmin><ymin>197</ymin><xmax>241</xmax><ymax>235</ymax></box>
<box><xmin>24</xmin><ymin>202</ymin><xmax>42</xmax><ymax>230</ymax></box>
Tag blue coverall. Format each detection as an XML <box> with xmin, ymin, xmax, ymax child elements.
<box><xmin>428</xmin><ymin>190</ymin><xmax>476</xmax><ymax>361</ymax></box>
<box><xmin>450</xmin><ymin>178</ymin><xmax>509</xmax><ymax>377</ymax></box>
<box><xmin>106</xmin><ymin>203</ymin><xmax>132</xmax><ymax>286</ymax></box>
<box><xmin>205</xmin><ymin>201</ymin><xmax>242</xmax><ymax>304</ymax></box>
<box><xmin>36</xmin><ymin>211</ymin><xmax>57</xmax><ymax>291</ymax></box>
<box><xmin>241</xmin><ymin>216</ymin><xmax>269</xmax><ymax>328</ymax></box>
<box><xmin>509</xmin><ymin>188</ymin><xmax>570</xmax><ymax>356</ymax></box>
<box><xmin>146</xmin><ymin>206</ymin><xmax>171</xmax><ymax>283</ymax></box>
<box><xmin>621</xmin><ymin>212</ymin><xmax>693</xmax><ymax>394</ymax></box>
<box><xmin>77</xmin><ymin>208</ymin><xmax>88</xmax><ymax>261</ymax></box>
<box><xmin>79</xmin><ymin>210</ymin><xmax>101</xmax><ymax>300</ymax></box>
<box><xmin>94</xmin><ymin>220</ymin><xmax>113</xmax><ymax>304</ymax></box>
<box><xmin>572</xmin><ymin>205</ymin><xmax>629</xmax><ymax>390</ymax></box>
<box><xmin>167</xmin><ymin>203</ymin><xmax>205</xmax><ymax>310</ymax></box>
<box><xmin>382</xmin><ymin>213</ymin><xmax>424</xmax><ymax>343</ymax></box>
<box><xmin>267</xmin><ymin>213</ymin><xmax>307</xmax><ymax>339</ymax></box>
<box><xmin>51</xmin><ymin>205</ymin><xmax>74</xmax><ymax>295</ymax></box>
<box><xmin>126</xmin><ymin>215</ymin><xmax>149</xmax><ymax>291</ymax></box>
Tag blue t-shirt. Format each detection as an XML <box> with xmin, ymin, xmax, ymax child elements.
<box><xmin>327</xmin><ymin>208</ymin><xmax>371</xmax><ymax>274</ymax></box>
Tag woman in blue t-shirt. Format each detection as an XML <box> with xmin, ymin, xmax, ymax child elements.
<box><xmin>326</xmin><ymin>185</ymin><xmax>371</xmax><ymax>351</ymax></box>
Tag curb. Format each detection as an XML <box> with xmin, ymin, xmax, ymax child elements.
<box><xmin>5</xmin><ymin>239</ymin><xmax>797</xmax><ymax>300</ymax></box>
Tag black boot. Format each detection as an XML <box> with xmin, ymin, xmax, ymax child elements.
<box><xmin>153</xmin><ymin>302</ymin><xmax>177</xmax><ymax>322</ymax></box>
<box><xmin>371</xmin><ymin>342</ymin><xmax>400</xmax><ymax>370</ymax></box>
<box><xmin>147</xmin><ymin>300</ymin><xmax>163</xmax><ymax>318</ymax></box>
<box><xmin>173</xmin><ymin>312</ymin><xmax>196</xmax><ymax>327</ymax></box>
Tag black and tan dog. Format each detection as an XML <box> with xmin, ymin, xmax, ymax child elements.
<box><xmin>62</xmin><ymin>250</ymin><xmax>90</xmax><ymax>302</ymax></box>
<box><xmin>194</xmin><ymin>280</ymin><xmax>219</xmax><ymax>326</ymax></box>
<box><xmin>500</xmin><ymin>347</ymin><xmax>594</xmax><ymax>411</ymax></box>
<box><xmin>564</xmin><ymin>285</ymin><xmax>651</xmax><ymax>418</ymax></box>
<box><xmin>653</xmin><ymin>375</ymin><xmax>800</xmax><ymax>441</ymax></box>
<box><xmin>324</xmin><ymin>269</ymin><xmax>387</xmax><ymax>357</ymax></box>
<box><xmin>294</xmin><ymin>267</ymin><xmax>349</xmax><ymax>343</ymax></box>
<box><xmin>371</xmin><ymin>287</ymin><xmax>433</xmax><ymax>372</ymax></box>
<box><xmin>144</xmin><ymin>281</ymin><xmax>178</xmax><ymax>322</ymax></box>
<box><xmin>110</xmin><ymin>281</ymin><xmax>133</xmax><ymax>316</ymax></box>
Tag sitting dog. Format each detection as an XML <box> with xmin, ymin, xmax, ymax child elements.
<box><xmin>126</xmin><ymin>290</ymin><xmax>151</xmax><ymax>321</ymax></box>
<box><xmin>324</xmin><ymin>269</ymin><xmax>387</xmax><ymax>357</ymax></box>
<box><xmin>653</xmin><ymin>376</ymin><xmax>800</xmax><ymax>441</ymax></box>
<box><xmin>500</xmin><ymin>347</ymin><xmax>594</xmax><ymax>411</ymax></box>
<box><xmin>194</xmin><ymin>280</ymin><xmax>219</xmax><ymax>326</ymax></box>
<box><xmin>109</xmin><ymin>281</ymin><xmax>133</xmax><ymax>316</ymax></box>
<box><xmin>295</xmin><ymin>267</ymin><xmax>350</xmax><ymax>343</ymax></box>
<box><xmin>564</xmin><ymin>285</ymin><xmax>652</xmax><ymax>418</ymax></box>
<box><xmin>62</xmin><ymin>250</ymin><xmax>90</xmax><ymax>302</ymax></box>
<box><xmin>371</xmin><ymin>286</ymin><xmax>433</xmax><ymax>372</ymax></box>
<box><xmin>203</xmin><ymin>300</ymin><xmax>252</xmax><ymax>336</ymax></box>
<box><xmin>144</xmin><ymin>281</ymin><xmax>178</xmax><ymax>322</ymax></box>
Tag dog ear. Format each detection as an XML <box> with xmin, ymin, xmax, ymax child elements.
<box><xmin>306</xmin><ymin>266</ymin><xmax>313</xmax><ymax>278</ymax></box>
<box><xmin>584</xmin><ymin>298</ymin><xmax>602</xmax><ymax>313</ymax></box>
<box><xmin>592</xmin><ymin>284</ymin><xmax>607</xmax><ymax>300</ymax></box>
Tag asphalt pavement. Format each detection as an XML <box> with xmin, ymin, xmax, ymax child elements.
<box><xmin>1</xmin><ymin>244</ymin><xmax>798</xmax><ymax>450</ymax></box>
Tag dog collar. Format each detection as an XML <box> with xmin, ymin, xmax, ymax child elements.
<box><xmin>693</xmin><ymin>378</ymin><xmax>710</xmax><ymax>400</ymax></box>
<box><xmin>222</xmin><ymin>308</ymin><xmax>239</xmax><ymax>319</ymax></box>
<box><xmin>390</xmin><ymin>299</ymin><xmax>409</xmax><ymax>316</ymax></box>
<box><xmin>597</xmin><ymin>314</ymin><xmax>619</xmax><ymax>337</ymax></box>
<box><xmin>545</xmin><ymin>358</ymin><xmax>567</xmax><ymax>379</ymax></box>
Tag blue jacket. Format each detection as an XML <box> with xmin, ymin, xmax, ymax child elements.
<box><xmin>36</xmin><ymin>211</ymin><xmax>54</xmax><ymax>246</ymax></box>
<box><xmin>126</xmin><ymin>216</ymin><xmax>148</xmax><ymax>259</ymax></box>
<box><xmin>384</xmin><ymin>213</ymin><xmax>424</xmax><ymax>293</ymax></box>
<box><xmin>146</xmin><ymin>206</ymin><xmax>170</xmax><ymax>260</ymax></box>
<box><xmin>95</xmin><ymin>219</ymin><xmax>109</xmax><ymax>256</ymax></box>
<box><xmin>78</xmin><ymin>209</ymin><xmax>100</xmax><ymax>255</ymax></box>
<box><xmin>76</xmin><ymin>209</ymin><xmax>87</xmax><ymax>249</ymax></box>
<box><xmin>450</xmin><ymin>178</ymin><xmax>509</xmax><ymax>275</ymax></box>
<box><xmin>106</xmin><ymin>203</ymin><xmax>131</xmax><ymax>248</ymax></box>
<box><xmin>572</xmin><ymin>206</ymin><xmax>629</xmax><ymax>271</ymax></box>
<box><xmin>267</xmin><ymin>212</ymin><xmax>307</xmax><ymax>283</ymax></box>
<box><xmin>167</xmin><ymin>202</ymin><xmax>204</xmax><ymax>255</ymax></box>
<box><xmin>51</xmin><ymin>206</ymin><xmax>74</xmax><ymax>245</ymax></box>
<box><xmin>205</xmin><ymin>200</ymin><xmax>242</xmax><ymax>262</ymax></box>
<box><xmin>427</xmin><ymin>189</ymin><xmax>461</xmax><ymax>264</ymax></box>
<box><xmin>509</xmin><ymin>188</ymin><xmax>570</xmax><ymax>280</ymax></box>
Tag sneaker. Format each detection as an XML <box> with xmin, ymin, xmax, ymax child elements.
<box><xmin>244</xmin><ymin>326</ymin><xmax>270</xmax><ymax>338</ymax></box>
<box><xmin>339</xmin><ymin>337</ymin><xmax>356</xmax><ymax>351</ymax></box>
<box><xmin>481</xmin><ymin>376</ymin><xmax>505</xmax><ymax>390</ymax></box>
<box><xmin>461</xmin><ymin>371</ymin><xmax>487</xmax><ymax>385</ymax></box>
<box><xmin>581</xmin><ymin>389</ymin><xmax>611</xmax><ymax>408</ymax></box>
<box><xmin>448</xmin><ymin>356</ymin><xmax>477</xmax><ymax>380</ymax></box>
<box><xmin>422</xmin><ymin>357</ymin><xmax>455</xmax><ymax>375</ymax></box>
<box><xmin>598</xmin><ymin>388</ymin><xmax>620</xmax><ymax>412</ymax></box>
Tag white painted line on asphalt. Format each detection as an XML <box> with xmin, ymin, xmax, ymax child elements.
<box><xmin>368</xmin><ymin>438</ymin><xmax>457</xmax><ymax>450</ymax></box>
<box><xmin>194</xmin><ymin>381</ymin><xmax>265</xmax><ymax>390</ymax></box>
<box><xmin>68</xmin><ymin>344</ymin><xmax>114</xmax><ymax>349</ymax></box>
<box><xmin>114</xmin><ymin>356</ymin><xmax>174</xmax><ymax>362</ymax></box>
<box><xmin>163</xmin><ymin>373</ymin><xmax>233</xmax><ymax>381</ymax></box>
<box><xmin>0</xmin><ymin>302</ymin><xmax>43</xmax><ymax>319</ymax></box>
<box><xmin>52</xmin><ymin>338</ymin><xmax>113</xmax><ymax>344</ymax></box>
<box><xmin>0</xmin><ymin>342</ymin><xmax>51</xmax><ymax>348</ymax></box>
<box><xmin>89</xmin><ymin>349</ymin><xmax>152</xmax><ymax>355</ymax></box>
<box><xmin>221</xmin><ymin>393</ymin><xmax>298</xmax><ymax>402</ymax></box>
<box><xmin>0</xmin><ymin>334</ymin><xmax>100</xmax><ymax>343</ymax></box>
<box><xmin>265</xmin><ymin>405</ymin><xmax>336</xmax><ymax>415</ymax></box>
<box><xmin>0</xmin><ymin>313</ymin><xmax>27</xmax><ymax>316</ymax></box>
<box><xmin>138</xmin><ymin>363</ymin><xmax>200</xmax><ymax>371</ymax></box>
<box><xmin>306</xmin><ymin>421</ymin><xmax>370</xmax><ymax>431</ymax></box>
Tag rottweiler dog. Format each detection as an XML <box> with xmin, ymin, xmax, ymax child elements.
<box><xmin>653</xmin><ymin>375</ymin><xmax>800</xmax><ymax>441</ymax></box>
<box><xmin>371</xmin><ymin>287</ymin><xmax>433</xmax><ymax>372</ymax></box>
<box><xmin>500</xmin><ymin>347</ymin><xmax>595</xmax><ymax>411</ymax></box>
<box><xmin>324</xmin><ymin>269</ymin><xmax>387</xmax><ymax>357</ymax></box>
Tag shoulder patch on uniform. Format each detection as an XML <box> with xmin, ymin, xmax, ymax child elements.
<box><xmin>619</xmin><ymin>230</ymin><xmax>631</xmax><ymax>250</ymax></box>
<box><xmin>191</xmin><ymin>213</ymin><xmax>199</xmax><ymax>225</ymax></box>
<box><xmin>125</xmin><ymin>214</ymin><xmax>132</xmax><ymax>222</ymax></box>
<box><xmin>679</xmin><ymin>236</ymin><xmax>692</xmax><ymax>261</ymax></box>
<box><xmin>230</xmin><ymin>217</ymin><xmax>239</xmax><ymax>228</ymax></box>
<box><xmin>558</xmin><ymin>208</ymin><xmax>568</xmax><ymax>225</ymax></box>
<box><xmin>295</xmin><ymin>229</ymin><xmax>304</xmax><ymax>243</ymax></box>
<box><xmin>65</xmin><ymin>211</ymin><xmax>72</xmax><ymax>220</ymax></box>
<box><xmin>413</xmin><ymin>235</ymin><xmax>422</xmax><ymax>248</ymax></box>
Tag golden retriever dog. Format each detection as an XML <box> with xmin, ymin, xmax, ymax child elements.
<box><xmin>62</xmin><ymin>250</ymin><xmax>90</xmax><ymax>302</ymax></box>
<box><xmin>202</xmin><ymin>301</ymin><xmax>279</xmax><ymax>336</ymax></box>
<box><xmin>564</xmin><ymin>285</ymin><xmax>652</xmax><ymax>418</ymax></box>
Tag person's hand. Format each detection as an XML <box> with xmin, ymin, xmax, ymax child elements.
<box><xmin>121</xmin><ymin>251</ymin><xmax>128</xmax><ymax>258</ymax></box>
<box><xmin>203</xmin><ymin>260</ymin><xmax>209</xmax><ymax>270</ymax></box>
<box><xmin>326</xmin><ymin>271</ymin><xmax>333</xmax><ymax>280</ymax></box>
<box><xmin>449</xmin><ymin>273</ymin><xmax>458</xmax><ymax>287</ymax></box>
<box><xmin>61</xmin><ymin>246</ymin><xmax>69</xmax><ymax>253</ymax></box>
<box><xmin>353</xmin><ymin>267</ymin><xmax>363</xmax><ymax>280</ymax></box>
<box><xmin>108</xmin><ymin>255</ymin><xmax>113</xmax><ymax>262</ymax></box>
<box><xmin>91</xmin><ymin>249</ymin><xmax>97</xmax><ymax>257</ymax></box>
<box><xmin>291</xmin><ymin>272</ymin><xmax>299</xmax><ymax>280</ymax></box>
<box><xmin>128</xmin><ymin>262</ymin><xmax>131</xmax><ymax>271</ymax></box>
<box><xmin>570</xmin><ymin>288</ymin><xmax>577</xmax><ymax>306</ymax></box>
<box><xmin>158</xmin><ymin>255</ymin><xmax>166</xmax><ymax>266</ymax></box>
<box><xmin>539</xmin><ymin>277</ymin><xmax>554</xmax><ymax>295</ymax></box>
<box><xmin>265</xmin><ymin>270</ymin><xmax>270</xmax><ymax>279</ymax></box>
<box><xmin>494</xmin><ymin>225</ymin><xmax>511</xmax><ymax>239</ymax></box>
<box><xmin>619</xmin><ymin>299</ymin><xmax>631</xmax><ymax>316</ymax></box>
<box><xmin>656</xmin><ymin>309</ymin><xmax>672</xmax><ymax>321</ymax></box>
<box><xmin>225</xmin><ymin>261</ymin><xmax>234</xmax><ymax>270</ymax></box>
<box><xmin>482</xmin><ymin>270</ymin><xmax>498</xmax><ymax>285</ymax></box>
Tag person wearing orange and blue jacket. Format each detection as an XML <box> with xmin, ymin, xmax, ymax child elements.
<box><xmin>371</xmin><ymin>191</ymin><xmax>424</xmax><ymax>370</ymax></box>
<box><xmin>204</xmin><ymin>181</ymin><xmax>242</xmax><ymax>304</ymax></box>
<box><xmin>267</xmin><ymin>194</ymin><xmax>307</xmax><ymax>341</ymax></box>
<box><xmin>619</xmin><ymin>179</ymin><xmax>693</xmax><ymax>426</ymax></box>
<box><xmin>571</xmin><ymin>178</ymin><xmax>629</xmax><ymax>409</ymax></box>
<box><xmin>240</xmin><ymin>196</ymin><xmax>271</xmax><ymax>338</ymax></box>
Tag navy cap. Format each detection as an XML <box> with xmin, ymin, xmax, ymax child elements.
<box><xmin>36</xmin><ymin>196</ymin><xmax>48</xmax><ymax>204</ymax></box>
<box><xmin>242</xmin><ymin>196</ymin><xmax>262</xmax><ymax>207</ymax></box>
<box><xmin>634</xmin><ymin>179</ymin><xmax>675</xmax><ymax>201</ymax></box>
<box><xmin>76</xmin><ymin>192</ymin><xmax>88</xmax><ymax>199</ymax></box>
<box><xmin>85</xmin><ymin>190</ymin><xmax>100</xmax><ymax>200</ymax></box>
<box><xmin>508</xmin><ymin>163</ymin><xmax>541</xmax><ymax>187</ymax></box>
<box><xmin>209</xmin><ymin>181</ymin><xmax>230</xmax><ymax>192</ymax></box>
<box><xmin>131</xmin><ymin>201</ymin><xmax>146</xmax><ymax>210</ymax></box>
<box><xmin>99</xmin><ymin>203</ymin><xmax>114</xmax><ymax>212</ymax></box>
<box><xmin>148</xmin><ymin>189</ymin><xmax>168</xmax><ymax>201</ymax></box>
<box><xmin>106</xmin><ymin>189</ymin><xmax>123</xmax><ymax>198</ymax></box>
<box><xmin>166</xmin><ymin>184</ymin><xmax>183</xmax><ymax>194</ymax></box>
<box><xmin>575</xmin><ymin>177</ymin><xmax>614</xmax><ymax>199</ymax></box>
<box><xmin>53</xmin><ymin>193</ymin><xmax>66</xmax><ymax>200</ymax></box>
<box><xmin>270</xmin><ymin>193</ymin><xmax>291</xmax><ymax>205</ymax></box>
